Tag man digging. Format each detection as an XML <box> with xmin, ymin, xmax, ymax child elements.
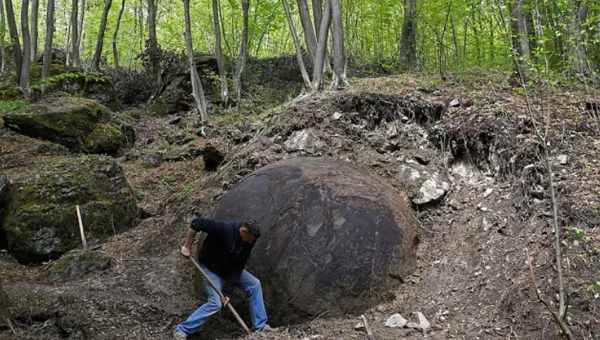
<box><xmin>174</xmin><ymin>216</ymin><xmax>271</xmax><ymax>339</ymax></box>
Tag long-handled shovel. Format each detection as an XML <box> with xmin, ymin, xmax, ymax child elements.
<box><xmin>188</xmin><ymin>256</ymin><xmax>253</xmax><ymax>336</ymax></box>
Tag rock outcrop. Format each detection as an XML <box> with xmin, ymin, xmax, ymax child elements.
<box><xmin>213</xmin><ymin>157</ymin><xmax>418</xmax><ymax>324</ymax></box>
<box><xmin>3</xmin><ymin>96</ymin><xmax>134</xmax><ymax>155</ymax></box>
<box><xmin>2</xmin><ymin>155</ymin><xmax>138</xmax><ymax>263</ymax></box>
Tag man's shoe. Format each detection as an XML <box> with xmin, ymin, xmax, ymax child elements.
<box><xmin>173</xmin><ymin>329</ymin><xmax>187</xmax><ymax>340</ymax></box>
<box><xmin>256</xmin><ymin>325</ymin><xmax>275</xmax><ymax>332</ymax></box>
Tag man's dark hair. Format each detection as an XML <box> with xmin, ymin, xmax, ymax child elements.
<box><xmin>243</xmin><ymin>220</ymin><xmax>261</xmax><ymax>238</ymax></box>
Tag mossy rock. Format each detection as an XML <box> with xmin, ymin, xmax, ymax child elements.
<box><xmin>3</xmin><ymin>96</ymin><xmax>134</xmax><ymax>155</ymax></box>
<box><xmin>2</xmin><ymin>155</ymin><xmax>138</xmax><ymax>263</ymax></box>
<box><xmin>147</xmin><ymin>76</ymin><xmax>189</xmax><ymax>116</ymax></box>
<box><xmin>47</xmin><ymin>249</ymin><xmax>112</xmax><ymax>282</ymax></box>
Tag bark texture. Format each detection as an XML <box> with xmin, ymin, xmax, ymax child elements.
<box><xmin>400</xmin><ymin>0</ymin><xmax>417</xmax><ymax>71</ymax></box>
<box><xmin>183</xmin><ymin>0</ymin><xmax>208</xmax><ymax>120</ymax></box>
<box><xmin>112</xmin><ymin>0</ymin><xmax>126</xmax><ymax>69</ymax></box>
<box><xmin>92</xmin><ymin>0</ymin><xmax>113</xmax><ymax>70</ymax></box>
<box><xmin>42</xmin><ymin>0</ymin><xmax>56</xmax><ymax>84</ymax></box>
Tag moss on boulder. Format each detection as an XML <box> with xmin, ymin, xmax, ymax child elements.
<box><xmin>2</xmin><ymin>155</ymin><xmax>138</xmax><ymax>263</ymax></box>
<box><xmin>3</xmin><ymin>96</ymin><xmax>134</xmax><ymax>155</ymax></box>
<box><xmin>47</xmin><ymin>249</ymin><xmax>112</xmax><ymax>282</ymax></box>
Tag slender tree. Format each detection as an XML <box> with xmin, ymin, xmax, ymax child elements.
<box><xmin>77</xmin><ymin>0</ymin><xmax>86</xmax><ymax>61</ymax></box>
<box><xmin>330</xmin><ymin>0</ymin><xmax>347</xmax><ymax>88</ymax></box>
<box><xmin>0</xmin><ymin>0</ymin><xmax>6</xmax><ymax>73</ymax></box>
<box><xmin>297</xmin><ymin>0</ymin><xmax>317</xmax><ymax>59</ymax></box>
<box><xmin>70</xmin><ymin>0</ymin><xmax>80</xmax><ymax>67</ymax></box>
<box><xmin>510</xmin><ymin>0</ymin><xmax>529</xmax><ymax>77</ymax></box>
<box><xmin>42</xmin><ymin>0</ymin><xmax>55</xmax><ymax>85</ymax></box>
<box><xmin>20</xmin><ymin>0</ymin><xmax>32</xmax><ymax>96</ymax></box>
<box><xmin>183</xmin><ymin>0</ymin><xmax>208</xmax><ymax>120</ymax></box>
<box><xmin>312</xmin><ymin>0</ymin><xmax>322</xmax><ymax>33</ymax></box>
<box><xmin>31</xmin><ymin>0</ymin><xmax>39</xmax><ymax>62</ymax></box>
<box><xmin>4</xmin><ymin>0</ymin><xmax>21</xmax><ymax>83</ymax></box>
<box><xmin>282</xmin><ymin>0</ymin><xmax>313</xmax><ymax>90</ymax></box>
<box><xmin>112</xmin><ymin>0</ymin><xmax>126</xmax><ymax>69</ymax></box>
<box><xmin>312</xmin><ymin>0</ymin><xmax>331</xmax><ymax>89</ymax></box>
<box><xmin>234</xmin><ymin>0</ymin><xmax>250</xmax><ymax>108</ymax></box>
<box><xmin>92</xmin><ymin>0</ymin><xmax>113</xmax><ymax>70</ymax></box>
<box><xmin>147</xmin><ymin>0</ymin><xmax>161</xmax><ymax>91</ymax></box>
<box><xmin>212</xmin><ymin>0</ymin><xmax>229</xmax><ymax>105</ymax></box>
<box><xmin>399</xmin><ymin>0</ymin><xmax>417</xmax><ymax>71</ymax></box>
<box><xmin>568</xmin><ymin>0</ymin><xmax>592</xmax><ymax>77</ymax></box>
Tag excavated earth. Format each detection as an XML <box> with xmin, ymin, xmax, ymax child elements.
<box><xmin>1</xmin><ymin>74</ymin><xmax>599</xmax><ymax>340</ymax></box>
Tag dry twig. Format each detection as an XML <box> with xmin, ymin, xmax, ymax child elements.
<box><xmin>525</xmin><ymin>248</ymin><xmax>575</xmax><ymax>340</ymax></box>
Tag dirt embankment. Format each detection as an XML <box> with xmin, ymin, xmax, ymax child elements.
<box><xmin>1</xmin><ymin>74</ymin><xmax>599</xmax><ymax>340</ymax></box>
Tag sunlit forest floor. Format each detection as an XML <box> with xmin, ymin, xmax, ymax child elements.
<box><xmin>1</xmin><ymin>72</ymin><xmax>599</xmax><ymax>339</ymax></box>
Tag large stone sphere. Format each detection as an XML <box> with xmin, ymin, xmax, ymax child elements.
<box><xmin>213</xmin><ymin>157</ymin><xmax>418</xmax><ymax>324</ymax></box>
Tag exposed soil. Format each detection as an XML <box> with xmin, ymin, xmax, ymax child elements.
<box><xmin>1</xmin><ymin>74</ymin><xmax>599</xmax><ymax>340</ymax></box>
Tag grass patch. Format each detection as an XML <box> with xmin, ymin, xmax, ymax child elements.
<box><xmin>0</xmin><ymin>99</ymin><xmax>28</xmax><ymax>114</ymax></box>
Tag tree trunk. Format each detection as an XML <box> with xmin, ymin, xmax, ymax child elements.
<box><xmin>234</xmin><ymin>0</ymin><xmax>250</xmax><ymax>109</ymax></box>
<box><xmin>510</xmin><ymin>0</ymin><xmax>529</xmax><ymax>77</ymax></box>
<box><xmin>399</xmin><ymin>0</ymin><xmax>417</xmax><ymax>71</ymax></box>
<box><xmin>212</xmin><ymin>0</ymin><xmax>229</xmax><ymax>105</ymax></box>
<box><xmin>0</xmin><ymin>0</ymin><xmax>6</xmax><ymax>73</ymax></box>
<box><xmin>112</xmin><ymin>0</ymin><xmax>125</xmax><ymax>68</ymax></box>
<box><xmin>569</xmin><ymin>0</ymin><xmax>591</xmax><ymax>77</ymax></box>
<box><xmin>42</xmin><ymin>0</ymin><xmax>55</xmax><ymax>87</ymax></box>
<box><xmin>92</xmin><ymin>0</ymin><xmax>112</xmax><ymax>71</ymax></box>
<box><xmin>297</xmin><ymin>0</ymin><xmax>317</xmax><ymax>60</ymax></box>
<box><xmin>31</xmin><ymin>0</ymin><xmax>39</xmax><ymax>62</ymax></box>
<box><xmin>147</xmin><ymin>0</ymin><xmax>161</xmax><ymax>92</ymax></box>
<box><xmin>77</xmin><ymin>0</ymin><xmax>86</xmax><ymax>62</ymax></box>
<box><xmin>20</xmin><ymin>0</ymin><xmax>31</xmax><ymax>96</ymax></box>
<box><xmin>4</xmin><ymin>0</ymin><xmax>21</xmax><ymax>83</ymax></box>
<box><xmin>329</xmin><ymin>0</ymin><xmax>347</xmax><ymax>89</ymax></box>
<box><xmin>312</xmin><ymin>0</ymin><xmax>331</xmax><ymax>90</ymax></box>
<box><xmin>312</xmin><ymin>0</ymin><xmax>322</xmax><ymax>33</ymax></box>
<box><xmin>282</xmin><ymin>0</ymin><xmax>313</xmax><ymax>90</ymax></box>
<box><xmin>70</xmin><ymin>0</ymin><xmax>80</xmax><ymax>67</ymax></box>
<box><xmin>183</xmin><ymin>0</ymin><xmax>208</xmax><ymax>121</ymax></box>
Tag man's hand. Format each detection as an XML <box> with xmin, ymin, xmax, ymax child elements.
<box><xmin>180</xmin><ymin>245</ymin><xmax>192</xmax><ymax>257</ymax></box>
<box><xmin>221</xmin><ymin>296</ymin><xmax>230</xmax><ymax>306</ymax></box>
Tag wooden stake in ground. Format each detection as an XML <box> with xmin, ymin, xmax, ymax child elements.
<box><xmin>361</xmin><ymin>314</ymin><xmax>375</xmax><ymax>340</ymax></box>
<box><xmin>188</xmin><ymin>256</ymin><xmax>252</xmax><ymax>336</ymax></box>
<box><xmin>76</xmin><ymin>205</ymin><xmax>87</xmax><ymax>250</ymax></box>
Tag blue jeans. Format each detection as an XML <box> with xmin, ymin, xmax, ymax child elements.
<box><xmin>176</xmin><ymin>266</ymin><xmax>268</xmax><ymax>335</ymax></box>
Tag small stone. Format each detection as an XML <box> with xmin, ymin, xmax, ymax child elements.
<box><xmin>332</xmin><ymin>112</ymin><xmax>342</xmax><ymax>120</ymax></box>
<box><xmin>284</xmin><ymin>129</ymin><xmax>323</xmax><ymax>154</ymax></box>
<box><xmin>384</xmin><ymin>313</ymin><xmax>408</xmax><ymax>328</ymax></box>
<box><xmin>557</xmin><ymin>154</ymin><xmax>568</xmax><ymax>165</ymax></box>
<box><xmin>168</xmin><ymin>116</ymin><xmax>182</xmax><ymax>125</ymax></box>
<box><xmin>407</xmin><ymin>312</ymin><xmax>431</xmax><ymax>332</ymax></box>
<box><xmin>483</xmin><ymin>188</ymin><xmax>493</xmax><ymax>198</ymax></box>
<box><xmin>414</xmin><ymin>154</ymin><xmax>430</xmax><ymax>165</ymax></box>
<box><xmin>376</xmin><ymin>305</ymin><xmax>386</xmax><ymax>313</ymax></box>
<box><xmin>449</xmin><ymin>99</ymin><xmax>460</xmax><ymax>107</ymax></box>
<box><xmin>354</xmin><ymin>322</ymin><xmax>365</xmax><ymax>330</ymax></box>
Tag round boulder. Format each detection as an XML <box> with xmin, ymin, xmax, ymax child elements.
<box><xmin>213</xmin><ymin>157</ymin><xmax>418</xmax><ymax>324</ymax></box>
<box><xmin>2</xmin><ymin>155</ymin><xmax>138</xmax><ymax>263</ymax></box>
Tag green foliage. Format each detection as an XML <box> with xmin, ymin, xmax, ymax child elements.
<box><xmin>0</xmin><ymin>99</ymin><xmax>28</xmax><ymax>114</ymax></box>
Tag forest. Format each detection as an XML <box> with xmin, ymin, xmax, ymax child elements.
<box><xmin>0</xmin><ymin>0</ymin><xmax>599</xmax><ymax>340</ymax></box>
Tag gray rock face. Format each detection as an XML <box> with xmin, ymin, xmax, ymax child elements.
<box><xmin>284</xmin><ymin>129</ymin><xmax>324</xmax><ymax>154</ymax></box>
<box><xmin>213</xmin><ymin>157</ymin><xmax>418</xmax><ymax>324</ymax></box>
<box><xmin>397</xmin><ymin>162</ymin><xmax>450</xmax><ymax>205</ymax></box>
<box><xmin>2</xmin><ymin>155</ymin><xmax>138</xmax><ymax>263</ymax></box>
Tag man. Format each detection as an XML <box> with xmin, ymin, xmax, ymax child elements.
<box><xmin>174</xmin><ymin>216</ymin><xmax>270</xmax><ymax>339</ymax></box>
